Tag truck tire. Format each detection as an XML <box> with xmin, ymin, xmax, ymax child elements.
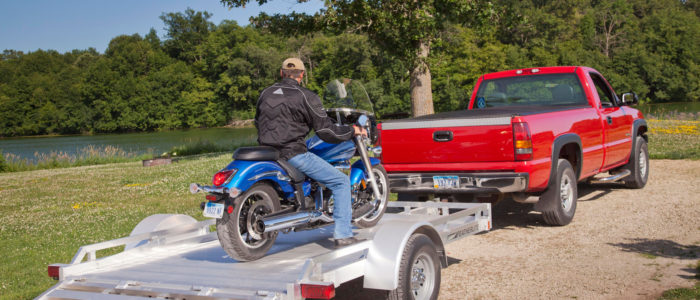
<box><xmin>538</xmin><ymin>159</ymin><xmax>577</xmax><ymax>226</ymax></box>
<box><xmin>622</xmin><ymin>136</ymin><xmax>649</xmax><ymax>189</ymax></box>
<box><xmin>355</xmin><ymin>165</ymin><xmax>389</xmax><ymax>228</ymax></box>
<box><xmin>388</xmin><ymin>233</ymin><xmax>441</xmax><ymax>300</ymax></box>
<box><xmin>216</xmin><ymin>183</ymin><xmax>280</xmax><ymax>262</ymax></box>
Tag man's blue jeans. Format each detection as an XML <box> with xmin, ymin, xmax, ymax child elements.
<box><xmin>288</xmin><ymin>152</ymin><xmax>353</xmax><ymax>239</ymax></box>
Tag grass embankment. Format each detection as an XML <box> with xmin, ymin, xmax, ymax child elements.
<box><xmin>0</xmin><ymin>154</ymin><xmax>231</xmax><ymax>299</ymax></box>
<box><xmin>0</xmin><ymin>139</ymin><xmax>255</xmax><ymax>173</ymax></box>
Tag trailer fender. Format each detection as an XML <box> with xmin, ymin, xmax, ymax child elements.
<box><xmin>125</xmin><ymin>214</ymin><xmax>202</xmax><ymax>250</ymax></box>
<box><xmin>363</xmin><ymin>220</ymin><xmax>445</xmax><ymax>290</ymax></box>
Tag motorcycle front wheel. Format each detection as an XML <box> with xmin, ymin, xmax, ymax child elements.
<box><xmin>216</xmin><ymin>183</ymin><xmax>280</xmax><ymax>262</ymax></box>
<box><xmin>355</xmin><ymin>165</ymin><xmax>389</xmax><ymax>228</ymax></box>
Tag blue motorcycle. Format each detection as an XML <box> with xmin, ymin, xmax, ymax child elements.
<box><xmin>189</xmin><ymin>79</ymin><xmax>388</xmax><ymax>261</ymax></box>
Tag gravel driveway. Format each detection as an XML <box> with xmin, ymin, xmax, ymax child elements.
<box><xmin>337</xmin><ymin>159</ymin><xmax>699</xmax><ymax>299</ymax></box>
<box><xmin>441</xmin><ymin>159</ymin><xmax>699</xmax><ymax>299</ymax></box>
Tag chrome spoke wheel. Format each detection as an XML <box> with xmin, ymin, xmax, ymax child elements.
<box><xmin>361</xmin><ymin>168</ymin><xmax>388</xmax><ymax>222</ymax></box>
<box><xmin>410</xmin><ymin>253</ymin><xmax>436</xmax><ymax>300</ymax></box>
<box><xmin>560</xmin><ymin>173</ymin><xmax>574</xmax><ymax>212</ymax></box>
<box><xmin>237</xmin><ymin>192</ymin><xmax>271</xmax><ymax>249</ymax></box>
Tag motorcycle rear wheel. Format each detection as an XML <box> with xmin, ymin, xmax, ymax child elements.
<box><xmin>355</xmin><ymin>165</ymin><xmax>389</xmax><ymax>228</ymax></box>
<box><xmin>216</xmin><ymin>183</ymin><xmax>280</xmax><ymax>261</ymax></box>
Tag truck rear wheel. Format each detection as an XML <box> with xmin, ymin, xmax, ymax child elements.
<box><xmin>388</xmin><ymin>233</ymin><xmax>440</xmax><ymax>300</ymax></box>
<box><xmin>623</xmin><ymin>136</ymin><xmax>649</xmax><ymax>189</ymax></box>
<box><xmin>216</xmin><ymin>183</ymin><xmax>280</xmax><ymax>262</ymax></box>
<box><xmin>538</xmin><ymin>159</ymin><xmax>577</xmax><ymax>226</ymax></box>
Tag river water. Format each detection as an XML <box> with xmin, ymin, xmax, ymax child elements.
<box><xmin>2</xmin><ymin>102</ymin><xmax>697</xmax><ymax>162</ymax></box>
<box><xmin>0</xmin><ymin>127</ymin><xmax>257</xmax><ymax>162</ymax></box>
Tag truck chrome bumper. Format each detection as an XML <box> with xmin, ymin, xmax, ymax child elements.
<box><xmin>388</xmin><ymin>172</ymin><xmax>528</xmax><ymax>194</ymax></box>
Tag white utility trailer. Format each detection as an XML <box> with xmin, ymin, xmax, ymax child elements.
<box><xmin>38</xmin><ymin>201</ymin><xmax>491</xmax><ymax>300</ymax></box>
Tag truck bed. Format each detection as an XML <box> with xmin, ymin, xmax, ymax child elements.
<box><xmin>39</xmin><ymin>202</ymin><xmax>491</xmax><ymax>300</ymax></box>
<box><xmin>380</xmin><ymin>105</ymin><xmax>588</xmax><ymax>165</ymax></box>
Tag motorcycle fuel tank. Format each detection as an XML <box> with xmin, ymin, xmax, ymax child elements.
<box><xmin>306</xmin><ymin>135</ymin><xmax>356</xmax><ymax>163</ymax></box>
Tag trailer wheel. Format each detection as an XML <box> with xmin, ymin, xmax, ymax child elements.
<box><xmin>538</xmin><ymin>159</ymin><xmax>577</xmax><ymax>226</ymax></box>
<box><xmin>356</xmin><ymin>165</ymin><xmax>389</xmax><ymax>228</ymax></box>
<box><xmin>623</xmin><ymin>136</ymin><xmax>649</xmax><ymax>189</ymax></box>
<box><xmin>388</xmin><ymin>233</ymin><xmax>440</xmax><ymax>300</ymax></box>
<box><xmin>216</xmin><ymin>183</ymin><xmax>280</xmax><ymax>262</ymax></box>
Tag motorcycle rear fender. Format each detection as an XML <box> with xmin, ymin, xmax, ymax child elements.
<box><xmin>221</xmin><ymin>160</ymin><xmax>299</xmax><ymax>198</ymax></box>
<box><xmin>349</xmin><ymin>158</ymin><xmax>381</xmax><ymax>186</ymax></box>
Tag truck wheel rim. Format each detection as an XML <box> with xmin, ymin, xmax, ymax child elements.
<box><xmin>639</xmin><ymin>149</ymin><xmax>647</xmax><ymax>179</ymax></box>
<box><xmin>410</xmin><ymin>253</ymin><xmax>435</xmax><ymax>300</ymax></box>
<box><xmin>560</xmin><ymin>174</ymin><xmax>573</xmax><ymax>212</ymax></box>
<box><xmin>361</xmin><ymin>169</ymin><xmax>388</xmax><ymax>222</ymax></box>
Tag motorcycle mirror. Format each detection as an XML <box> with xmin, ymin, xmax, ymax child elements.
<box><xmin>357</xmin><ymin>115</ymin><xmax>368</xmax><ymax>127</ymax></box>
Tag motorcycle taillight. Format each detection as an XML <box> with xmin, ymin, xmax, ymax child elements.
<box><xmin>212</xmin><ymin>169</ymin><xmax>235</xmax><ymax>186</ymax></box>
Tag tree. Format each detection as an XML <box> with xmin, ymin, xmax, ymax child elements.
<box><xmin>160</xmin><ymin>8</ymin><xmax>214</xmax><ymax>63</ymax></box>
<box><xmin>220</xmin><ymin>0</ymin><xmax>495</xmax><ymax>117</ymax></box>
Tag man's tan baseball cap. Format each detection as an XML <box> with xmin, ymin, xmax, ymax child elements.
<box><xmin>282</xmin><ymin>58</ymin><xmax>305</xmax><ymax>71</ymax></box>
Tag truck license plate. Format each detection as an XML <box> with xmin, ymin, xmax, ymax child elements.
<box><xmin>433</xmin><ymin>176</ymin><xmax>460</xmax><ymax>189</ymax></box>
<box><xmin>203</xmin><ymin>202</ymin><xmax>225</xmax><ymax>219</ymax></box>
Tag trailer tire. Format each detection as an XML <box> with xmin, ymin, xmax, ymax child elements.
<box><xmin>216</xmin><ymin>183</ymin><xmax>280</xmax><ymax>262</ymax></box>
<box><xmin>622</xmin><ymin>136</ymin><xmax>649</xmax><ymax>189</ymax></box>
<box><xmin>538</xmin><ymin>159</ymin><xmax>577</xmax><ymax>226</ymax></box>
<box><xmin>355</xmin><ymin>165</ymin><xmax>389</xmax><ymax>228</ymax></box>
<box><xmin>388</xmin><ymin>233</ymin><xmax>440</xmax><ymax>300</ymax></box>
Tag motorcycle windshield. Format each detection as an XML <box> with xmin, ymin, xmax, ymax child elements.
<box><xmin>322</xmin><ymin>79</ymin><xmax>374</xmax><ymax>116</ymax></box>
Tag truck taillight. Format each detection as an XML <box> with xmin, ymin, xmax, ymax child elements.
<box><xmin>513</xmin><ymin>122</ymin><xmax>532</xmax><ymax>161</ymax></box>
<box><xmin>212</xmin><ymin>169</ymin><xmax>235</xmax><ymax>186</ymax></box>
<box><xmin>301</xmin><ymin>283</ymin><xmax>335</xmax><ymax>299</ymax></box>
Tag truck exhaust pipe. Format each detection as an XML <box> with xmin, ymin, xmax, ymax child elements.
<box><xmin>258</xmin><ymin>211</ymin><xmax>333</xmax><ymax>233</ymax></box>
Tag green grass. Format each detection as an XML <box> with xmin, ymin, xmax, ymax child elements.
<box><xmin>659</xmin><ymin>284</ymin><xmax>700</xmax><ymax>300</ymax></box>
<box><xmin>658</xmin><ymin>261</ymin><xmax>700</xmax><ymax>300</ymax></box>
<box><xmin>647</xmin><ymin>119</ymin><xmax>700</xmax><ymax>160</ymax></box>
<box><xmin>0</xmin><ymin>154</ymin><xmax>231</xmax><ymax>299</ymax></box>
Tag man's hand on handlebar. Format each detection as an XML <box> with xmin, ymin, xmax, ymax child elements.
<box><xmin>353</xmin><ymin>125</ymin><xmax>368</xmax><ymax>137</ymax></box>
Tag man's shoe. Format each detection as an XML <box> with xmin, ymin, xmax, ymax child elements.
<box><xmin>334</xmin><ymin>237</ymin><xmax>360</xmax><ymax>248</ymax></box>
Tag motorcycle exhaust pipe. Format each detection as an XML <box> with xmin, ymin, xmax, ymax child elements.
<box><xmin>259</xmin><ymin>211</ymin><xmax>333</xmax><ymax>233</ymax></box>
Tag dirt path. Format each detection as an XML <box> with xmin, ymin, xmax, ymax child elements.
<box><xmin>335</xmin><ymin>160</ymin><xmax>699</xmax><ymax>299</ymax></box>
<box><xmin>440</xmin><ymin>159</ymin><xmax>700</xmax><ymax>299</ymax></box>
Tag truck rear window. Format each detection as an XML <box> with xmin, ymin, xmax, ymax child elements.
<box><xmin>474</xmin><ymin>74</ymin><xmax>587</xmax><ymax>108</ymax></box>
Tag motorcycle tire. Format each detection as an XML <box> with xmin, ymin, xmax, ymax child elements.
<box><xmin>216</xmin><ymin>183</ymin><xmax>280</xmax><ymax>262</ymax></box>
<box><xmin>355</xmin><ymin>165</ymin><xmax>389</xmax><ymax>228</ymax></box>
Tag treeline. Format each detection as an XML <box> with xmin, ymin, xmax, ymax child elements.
<box><xmin>1</xmin><ymin>0</ymin><xmax>699</xmax><ymax>137</ymax></box>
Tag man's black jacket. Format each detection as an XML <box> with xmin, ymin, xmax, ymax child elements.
<box><xmin>255</xmin><ymin>78</ymin><xmax>354</xmax><ymax>160</ymax></box>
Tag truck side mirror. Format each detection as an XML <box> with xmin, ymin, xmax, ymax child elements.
<box><xmin>621</xmin><ymin>92</ymin><xmax>638</xmax><ymax>105</ymax></box>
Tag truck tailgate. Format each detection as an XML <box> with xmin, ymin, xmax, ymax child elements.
<box><xmin>381</xmin><ymin>110</ymin><xmax>515</xmax><ymax>164</ymax></box>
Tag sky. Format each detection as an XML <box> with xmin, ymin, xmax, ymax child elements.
<box><xmin>0</xmin><ymin>0</ymin><xmax>324</xmax><ymax>54</ymax></box>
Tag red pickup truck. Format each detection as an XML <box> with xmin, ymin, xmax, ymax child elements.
<box><xmin>378</xmin><ymin>66</ymin><xmax>648</xmax><ymax>225</ymax></box>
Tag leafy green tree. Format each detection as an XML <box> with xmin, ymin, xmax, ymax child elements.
<box><xmin>160</xmin><ymin>8</ymin><xmax>214</xmax><ymax>64</ymax></box>
<box><xmin>220</xmin><ymin>0</ymin><xmax>495</xmax><ymax>117</ymax></box>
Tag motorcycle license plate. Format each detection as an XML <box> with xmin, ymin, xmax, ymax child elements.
<box><xmin>433</xmin><ymin>176</ymin><xmax>460</xmax><ymax>189</ymax></box>
<box><xmin>203</xmin><ymin>202</ymin><xmax>225</xmax><ymax>219</ymax></box>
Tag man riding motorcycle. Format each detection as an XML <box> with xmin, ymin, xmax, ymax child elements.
<box><xmin>255</xmin><ymin>57</ymin><xmax>366</xmax><ymax>247</ymax></box>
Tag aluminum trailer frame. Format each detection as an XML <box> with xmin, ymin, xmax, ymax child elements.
<box><xmin>38</xmin><ymin>201</ymin><xmax>491</xmax><ymax>300</ymax></box>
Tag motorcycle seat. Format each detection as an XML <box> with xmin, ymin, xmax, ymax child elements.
<box><xmin>233</xmin><ymin>146</ymin><xmax>280</xmax><ymax>161</ymax></box>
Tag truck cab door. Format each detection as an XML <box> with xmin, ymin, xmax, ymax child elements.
<box><xmin>588</xmin><ymin>72</ymin><xmax>633</xmax><ymax>168</ymax></box>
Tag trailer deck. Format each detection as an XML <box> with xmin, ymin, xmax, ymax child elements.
<box><xmin>39</xmin><ymin>201</ymin><xmax>491</xmax><ymax>300</ymax></box>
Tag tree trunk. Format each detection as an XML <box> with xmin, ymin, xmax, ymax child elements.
<box><xmin>410</xmin><ymin>41</ymin><xmax>434</xmax><ymax>117</ymax></box>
